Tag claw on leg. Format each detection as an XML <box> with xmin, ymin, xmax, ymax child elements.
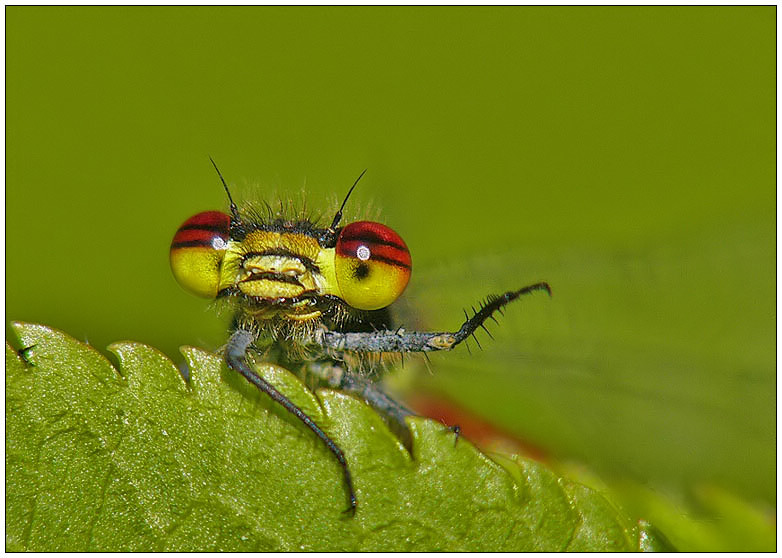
<box><xmin>18</xmin><ymin>344</ymin><xmax>36</xmax><ymax>367</ymax></box>
<box><xmin>446</xmin><ymin>424</ymin><xmax>462</xmax><ymax>446</ymax></box>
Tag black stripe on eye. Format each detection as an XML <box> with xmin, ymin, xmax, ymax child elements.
<box><xmin>371</xmin><ymin>255</ymin><xmax>412</xmax><ymax>269</ymax></box>
<box><xmin>178</xmin><ymin>223</ymin><xmax>228</xmax><ymax>233</ymax></box>
<box><xmin>339</xmin><ymin>230</ymin><xmax>407</xmax><ymax>251</ymax></box>
<box><xmin>171</xmin><ymin>240</ymin><xmax>215</xmax><ymax>249</ymax></box>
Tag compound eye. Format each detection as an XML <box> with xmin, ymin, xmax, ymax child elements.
<box><xmin>335</xmin><ymin>221</ymin><xmax>411</xmax><ymax>310</ymax></box>
<box><xmin>170</xmin><ymin>211</ymin><xmax>231</xmax><ymax>298</ymax></box>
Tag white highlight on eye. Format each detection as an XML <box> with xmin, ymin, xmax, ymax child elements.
<box><xmin>212</xmin><ymin>237</ymin><xmax>227</xmax><ymax>250</ymax></box>
<box><xmin>356</xmin><ymin>245</ymin><xmax>371</xmax><ymax>261</ymax></box>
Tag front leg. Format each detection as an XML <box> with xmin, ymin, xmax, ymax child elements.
<box><xmin>225</xmin><ymin>328</ymin><xmax>357</xmax><ymax>514</ymax></box>
<box><xmin>311</xmin><ymin>282</ymin><xmax>551</xmax><ymax>353</ymax></box>
<box><xmin>302</xmin><ymin>282</ymin><xmax>550</xmax><ymax>447</ymax></box>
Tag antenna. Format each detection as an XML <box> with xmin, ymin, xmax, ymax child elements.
<box><xmin>329</xmin><ymin>168</ymin><xmax>367</xmax><ymax>231</ymax></box>
<box><xmin>209</xmin><ymin>157</ymin><xmax>240</xmax><ymax>221</ymax></box>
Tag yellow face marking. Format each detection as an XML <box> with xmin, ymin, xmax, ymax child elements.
<box><xmin>241</xmin><ymin>278</ymin><xmax>306</xmax><ymax>298</ymax></box>
<box><xmin>288</xmin><ymin>309</ymin><xmax>323</xmax><ymax>321</ymax></box>
<box><xmin>244</xmin><ymin>255</ymin><xmax>306</xmax><ymax>277</ymax></box>
<box><xmin>220</xmin><ymin>230</ymin><xmax>338</xmax><ymax>301</ymax></box>
<box><xmin>315</xmin><ymin>247</ymin><xmax>341</xmax><ymax>298</ymax></box>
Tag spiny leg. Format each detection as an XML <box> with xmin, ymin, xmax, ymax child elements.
<box><xmin>312</xmin><ymin>282</ymin><xmax>552</xmax><ymax>353</ymax></box>
<box><xmin>306</xmin><ymin>282</ymin><xmax>550</xmax><ymax>447</ymax></box>
<box><xmin>453</xmin><ymin>282</ymin><xmax>551</xmax><ymax>346</ymax></box>
<box><xmin>225</xmin><ymin>329</ymin><xmax>357</xmax><ymax>514</ymax></box>
<box><xmin>303</xmin><ymin>361</ymin><xmax>416</xmax><ymax>450</ymax></box>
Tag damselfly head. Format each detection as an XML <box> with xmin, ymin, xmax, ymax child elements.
<box><xmin>169</xmin><ymin>168</ymin><xmax>411</xmax><ymax>319</ymax></box>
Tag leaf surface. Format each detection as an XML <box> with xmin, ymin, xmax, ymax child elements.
<box><xmin>6</xmin><ymin>322</ymin><xmax>658</xmax><ymax>551</ymax></box>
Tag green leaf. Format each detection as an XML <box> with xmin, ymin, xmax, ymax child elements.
<box><xmin>7</xmin><ymin>322</ymin><xmax>656</xmax><ymax>551</ymax></box>
<box><xmin>610</xmin><ymin>482</ymin><xmax>775</xmax><ymax>552</ymax></box>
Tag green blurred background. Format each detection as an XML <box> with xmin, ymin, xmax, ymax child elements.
<box><xmin>7</xmin><ymin>6</ymin><xmax>775</xmax><ymax>548</ymax></box>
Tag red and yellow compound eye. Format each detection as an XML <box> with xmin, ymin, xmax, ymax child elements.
<box><xmin>170</xmin><ymin>211</ymin><xmax>231</xmax><ymax>298</ymax></box>
<box><xmin>335</xmin><ymin>221</ymin><xmax>412</xmax><ymax>310</ymax></box>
